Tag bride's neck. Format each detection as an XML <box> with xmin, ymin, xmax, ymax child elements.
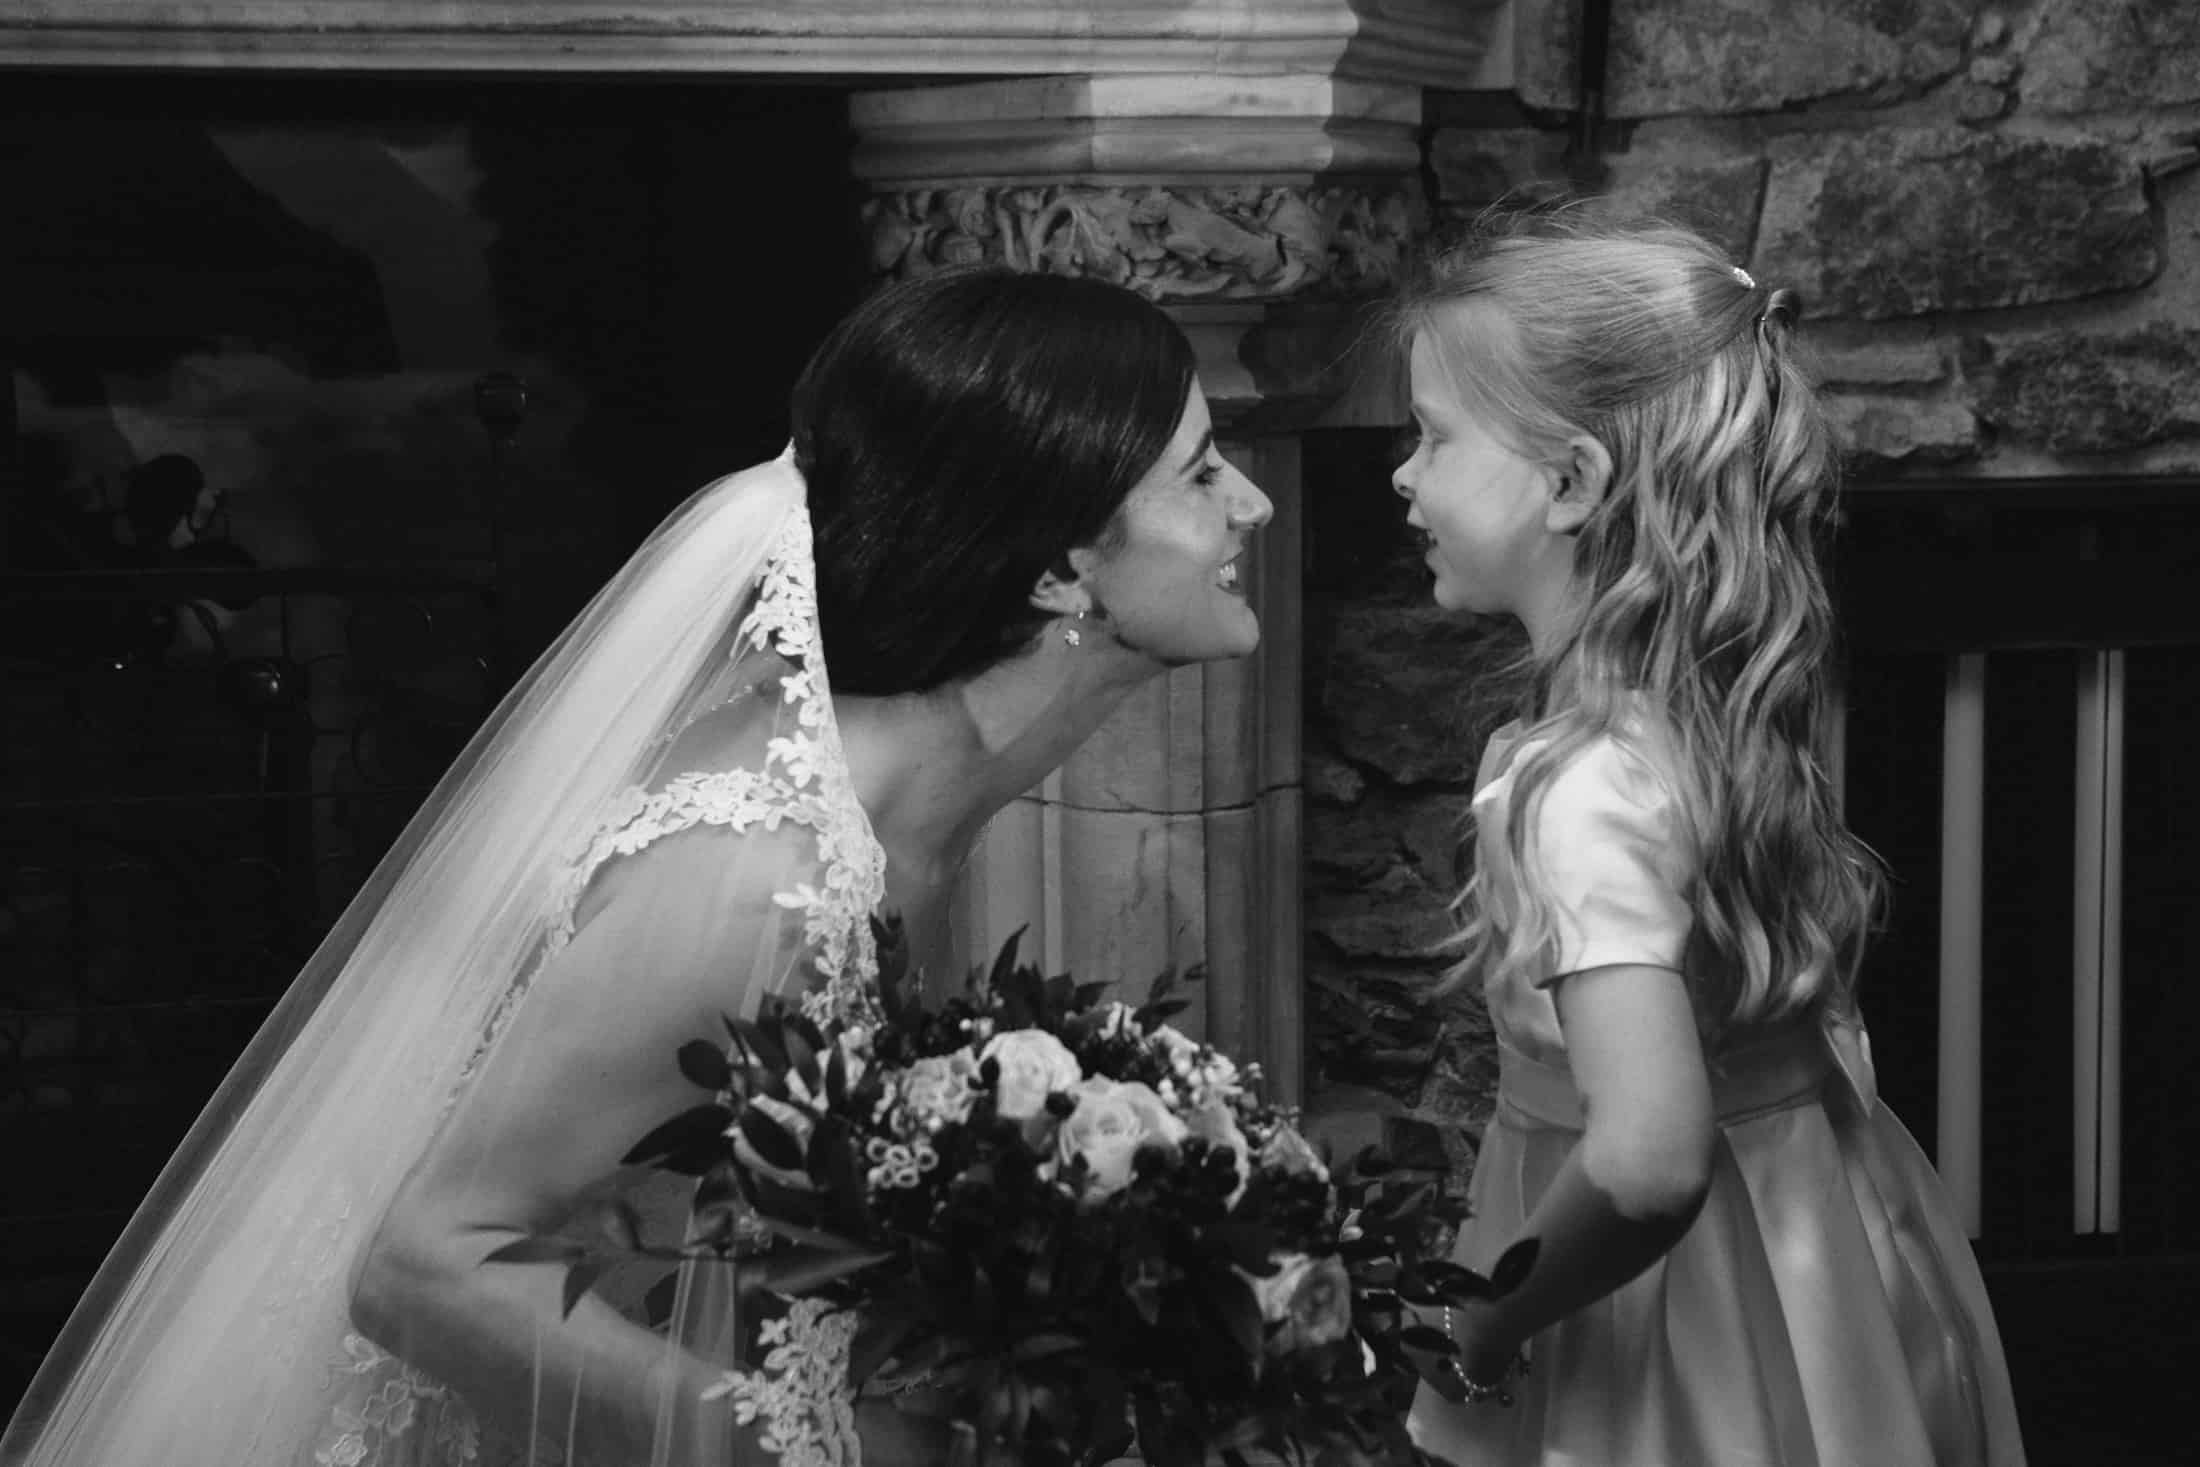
<box><xmin>837</xmin><ymin>638</ymin><xmax>1156</xmax><ymax>886</ymax></box>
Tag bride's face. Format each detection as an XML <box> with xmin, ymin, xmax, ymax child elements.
<box><xmin>1077</xmin><ymin>382</ymin><xmax>1274</xmax><ymax>665</ymax></box>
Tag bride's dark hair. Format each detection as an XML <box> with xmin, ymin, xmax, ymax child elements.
<box><xmin>792</xmin><ymin>266</ymin><xmax>1198</xmax><ymax>694</ymax></box>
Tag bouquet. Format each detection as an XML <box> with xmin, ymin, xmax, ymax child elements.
<box><xmin>505</xmin><ymin>919</ymin><xmax>1532</xmax><ymax>1467</ymax></box>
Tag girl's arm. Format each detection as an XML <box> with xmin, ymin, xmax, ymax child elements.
<box><xmin>1445</xmin><ymin>961</ymin><xmax>1716</xmax><ymax>1384</ymax></box>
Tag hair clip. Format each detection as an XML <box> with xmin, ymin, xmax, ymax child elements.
<box><xmin>1731</xmin><ymin>265</ymin><xmax>1756</xmax><ymax>289</ymax></box>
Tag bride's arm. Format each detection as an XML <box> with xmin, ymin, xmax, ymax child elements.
<box><xmin>349</xmin><ymin>822</ymin><xmax>915</xmax><ymax>1462</ymax></box>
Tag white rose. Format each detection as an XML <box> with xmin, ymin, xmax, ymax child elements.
<box><xmin>981</xmin><ymin>1029</ymin><xmax>1083</xmax><ymax>1121</ymax></box>
<box><xmin>1236</xmin><ymin>1251</ymin><xmax>1353</xmax><ymax>1356</ymax></box>
<box><xmin>1149</xmin><ymin>1024</ymin><xmax>1242</xmax><ymax>1104</ymax></box>
<box><xmin>897</xmin><ymin>1051</ymin><xmax>980</xmax><ymax>1132</ymax></box>
<box><xmin>1184</xmin><ymin>1100</ymin><xmax>1252</xmax><ymax>1207</ymax></box>
<box><xmin>1057</xmin><ymin>1078</ymin><xmax>1187</xmax><ymax>1201</ymax></box>
<box><xmin>1258</xmin><ymin>1121</ymin><xmax>1330</xmax><ymax>1183</ymax></box>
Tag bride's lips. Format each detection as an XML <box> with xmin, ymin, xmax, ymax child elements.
<box><xmin>1217</xmin><ymin>554</ymin><xmax>1245</xmax><ymax>595</ymax></box>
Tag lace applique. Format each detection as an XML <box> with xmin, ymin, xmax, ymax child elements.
<box><xmin>454</xmin><ymin>505</ymin><xmax>886</xmax><ymax>1094</ymax></box>
<box><xmin>353</xmin><ymin>504</ymin><xmax>886</xmax><ymax>1465</ymax></box>
<box><xmin>702</xmin><ymin>1297</ymin><xmax>862</xmax><ymax>1467</ymax></box>
<box><xmin>315</xmin><ymin>1333</ymin><xmax>481</xmax><ymax>1467</ymax></box>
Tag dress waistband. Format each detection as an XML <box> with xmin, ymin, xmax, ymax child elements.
<box><xmin>1496</xmin><ymin>1024</ymin><xmax>1840</xmax><ymax>1132</ymax></box>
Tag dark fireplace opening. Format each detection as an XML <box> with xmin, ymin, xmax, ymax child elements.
<box><xmin>1</xmin><ymin>69</ymin><xmax>869</xmax><ymax>1408</ymax></box>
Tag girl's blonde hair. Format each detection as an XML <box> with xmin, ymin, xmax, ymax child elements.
<box><xmin>1401</xmin><ymin>208</ymin><xmax>1883</xmax><ymax>1038</ymax></box>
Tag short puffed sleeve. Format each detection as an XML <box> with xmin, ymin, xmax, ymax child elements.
<box><xmin>1520</xmin><ymin>734</ymin><xmax>1696</xmax><ymax>984</ymax></box>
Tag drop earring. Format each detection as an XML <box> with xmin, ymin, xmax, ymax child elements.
<box><xmin>1062</xmin><ymin>609</ymin><xmax>1089</xmax><ymax>647</ymax></box>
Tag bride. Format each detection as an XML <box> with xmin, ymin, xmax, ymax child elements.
<box><xmin>1</xmin><ymin>267</ymin><xmax>1272</xmax><ymax>1467</ymax></box>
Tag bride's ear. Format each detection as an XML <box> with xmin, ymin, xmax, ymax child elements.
<box><xmin>1545</xmin><ymin>435</ymin><xmax>1612</xmax><ymax>535</ymax></box>
<box><xmin>1029</xmin><ymin>547</ymin><xmax>1102</xmax><ymax>618</ymax></box>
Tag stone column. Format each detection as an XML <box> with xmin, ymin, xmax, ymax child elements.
<box><xmin>850</xmin><ymin>76</ymin><xmax>1424</xmax><ymax>1105</ymax></box>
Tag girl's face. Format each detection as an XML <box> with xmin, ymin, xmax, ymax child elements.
<box><xmin>1077</xmin><ymin>381</ymin><xmax>1274</xmax><ymax>665</ymax></box>
<box><xmin>1393</xmin><ymin>330</ymin><xmax>1575</xmax><ymax>631</ymax></box>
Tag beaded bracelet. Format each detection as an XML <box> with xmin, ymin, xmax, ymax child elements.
<box><xmin>1440</xmin><ymin>1305</ymin><xmax>1530</xmax><ymax>1407</ymax></box>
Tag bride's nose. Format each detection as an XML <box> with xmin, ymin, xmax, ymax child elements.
<box><xmin>1226</xmin><ymin>469</ymin><xmax>1274</xmax><ymax>530</ymax></box>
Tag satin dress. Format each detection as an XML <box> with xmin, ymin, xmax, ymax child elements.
<box><xmin>1409</xmin><ymin>721</ymin><xmax>2026</xmax><ymax>1467</ymax></box>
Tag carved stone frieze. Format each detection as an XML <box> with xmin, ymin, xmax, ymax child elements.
<box><xmin>862</xmin><ymin>183</ymin><xmax>1419</xmax><ymax>303</ymax></box>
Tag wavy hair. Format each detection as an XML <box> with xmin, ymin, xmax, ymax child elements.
<box><xmin>1400</xmin><ymin>210</ymin><xmax>1883</xmax><ymax>1038</ymax></box>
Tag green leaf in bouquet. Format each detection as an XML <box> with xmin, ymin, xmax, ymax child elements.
<box><xmin>1395</xmin><ymin>1323</ymin><xmax>1455</xmax><ymax>1355</ymax></box>
<box><xmin>1419</xmin><ymin>1257</ymin><xmax>1507</xmax><ymax>1305</ymax></box>
<box><xmin>736</xmin><ymin>1104</ymin><xmax>807</xmax><ymax>1173</ymax></box>
<box><xmin>873</xmin><ymin>913</ymin><xmax>918</xmax><ymax>1025</ymax></box>
<box><xmin>1137</xmin><ymin>999</ymin><xmax>1191</xmax><ymax>1028</ymax></box>
<box><xmin>677</xmin><ymin>1039</ymin><xmax>733</xmax><ymax>1093</ymax></box>
<box><xmin>1201</xmin><ymin>1222</ymin><xmax>1284</xmax><ymax>1275</ymax></box>
<box><xmin>733</xmin><ymin>1243</ymin><xmax>894</xmax><ymax>1298</ymax></box>
<box><xmin>642</xmin><ymin>1269</ymin><xmax>681</xmax><ymax>1329</ymax></box>
<box><xmin>599</xmin><ymin>1199</ymin><xmax>647</xmax><ymax>1254</ymax></box>
<box><xmin>1200</xmin><ymin>1269</ymin><xmax>1268</xmax><ymax>1377</ymax></box>
<box><xmin>729</xmin><ymin>1014</ymin><xmax>790</xmax><ymax>1079</ymax></box>
<box><xmin>825</xmin><ymin>1037</ymin><xmax>852</xmax><ymax>1110</ymax></box>
<box><xmin>1071</xmin><ymin>980</ymin><xmax>1113</xmax><ymax>1011</ymax></box>
<box><xmin>482</xmin><ymin>1235</ymin><xmax>588</xmax><ymax>1267</ymax></box>
<box><xmin>1000</xmin><ymin>963</ymin><xmax>1046</xmax><ymax>1032</ymax></box>
<box><xmin>1122</xmin><ymin>1254</ymin><xmax>1166</xmax><ymax>1326</ymax></box>
<box><xmin>1344</xmin><ymin>1146</ymin><xmax>1394</xmax><ymax>1179</ymax></box>
<box><xmin>620</xmin><ymin>1102</ymin><xmax>733</xmax><ymax>1173</ymax></box>
<box><xmin>982</xmin><ymin>927</ymin><xmax>1028</xmax><ymax>998</ymax></box>
<box><xmin>561</xmin><ymin>1257</ymin><xmax>606</xmax><ymax>1318</ymax></box>
<box><xmin>693</xmin><ymin>1158</ymin><xmax>742</xmax><ymax>1215</ymax></box>
<box><xmin>1363</xmin><ymin>1180</ymin><xmax>1435</xmax><ymax>1229</ymax></box>
<box><xmin>1078</xmin><ymin>1370</ymin><xmax>1134</xmax><ymax>1467</ymax></box>
<box><xmin>752</xmin><ymin>1213</ymin><xmax>879</xmax><ymax>1254</ymax></box>
<box><xmin>1009</xmin><ymin>1332</ymin><xmax>1082</xmax><ymax>1364</ymax></box>
<box><xmin>848</xmin><ymin>1285</ymin><xmax>931</xmax><ymax>1388</ymax></box>
<box><xmin>1488</xmin><ymin>1237</ymin><xmax>1538</xmax><ymax>1297</ymax></box>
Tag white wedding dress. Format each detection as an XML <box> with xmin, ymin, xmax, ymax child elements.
<box><xmin>2</xmin><ymin>452</ymin><xmax>892</xmax><ymax>1467</ymax></box>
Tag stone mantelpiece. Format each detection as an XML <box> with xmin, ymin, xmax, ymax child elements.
<box><xmin>0</xmin><ymin>1</ymin><xmax>1512</xmax><ymax>88</ymax></box>
<box><xmin>847</xmin><ymin>73</ymin><xmax>1432</xmax><ymax>1105</ymax></box>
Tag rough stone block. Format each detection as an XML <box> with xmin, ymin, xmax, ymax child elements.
<box><xmin>1306</xmin><ymin>955</ymin><xmax>1448</xmax><ymax>1102</ymax></box>
<box><xmin>1316</xmin><ymin>604</ymin><xmax>1523</xmax><ymax>786</ymax></box>
<box><xmin>1599</xmin><ymin>154</ymin><xmax>1769</xmax><ymax>265</ymax></box>
<box><xmin>1513</xmin><ymin>0</ymin><xmax>1970</xmax><ymax>118</ymax></box>
<box><xmin>1977</xmin><ymin>325</ymin><xmax>2200</xmax><ymax>455</ymax></box>
<box><xmin>1421</xmin><ymin>987</ymin><xmax>1502</xmax><ymax>1127</ymax></box>
<box><xmin>1429</xmin><ymin>126</ymin><xmax>1570</xmax><ymax>214</ymax></box>
<box><xmin>2020</xmin><ymin>0</ymin><xmax>2200</xmax><ymax>114</ymax></box>
<box><xmin>1824</xmin><ymin>391</ymin><xmax>1982</xmax><ymax>467</ymax></box>
<box><xmin>1308</xmin><ymin>783</ymin><xmax>1476</xmax><ymax>961</ymax></box>
<box><xmin>1810</xmin><ymin>338</ymin><xmax>1949</xmax><ymax>390</ymax></box>
<box><xmin>1755</xmin><ymin>129</ymin><xmax>2157</xmax><ymax>319</ymax></box>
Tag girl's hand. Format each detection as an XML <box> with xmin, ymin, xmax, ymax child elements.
<box><xmin>1447</xmin><ymin>1299</ymin><xmax>1522</xmax><ymax>1389</ymax></box>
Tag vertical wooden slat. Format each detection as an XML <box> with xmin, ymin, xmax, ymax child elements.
<box><xmin>2103</xmin><ymin>649</ymin><xmax>2124</xmax><ymax>1235</ymax></box>
<box><xmin>1939</xmin><ymin>652</ymin><xmax>1987</xmax><ymax>1237</ymax></box>
<box><xmin>2074</xmin><ymin>649</ymin><xmax>2126</xmax><ymax>1233</ymax></box>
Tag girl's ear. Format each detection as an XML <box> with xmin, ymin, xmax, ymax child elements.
<box><xmin>1546</xmin><ymin>435</ymin><xmax>1613</xmax><ymax>535</ymax></box>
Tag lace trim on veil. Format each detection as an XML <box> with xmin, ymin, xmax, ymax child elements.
<box><xmin>318</xmin><ymin>504</ymin><xmax>881</xmax><ymax>1466</ymax></box>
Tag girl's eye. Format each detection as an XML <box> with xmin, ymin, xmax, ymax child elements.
<box><xmin>1392</xmin><ymin>426</ymin><xmax>1423</xmax><ymax>464</ymax></box>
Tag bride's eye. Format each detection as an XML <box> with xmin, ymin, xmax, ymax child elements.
<box><xmin>1194</xmin><ymin>461</ymin><xmax>1223</xmax><ymax>489</ymax></box>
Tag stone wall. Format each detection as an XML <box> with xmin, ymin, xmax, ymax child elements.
<box><xmin>1302</xmin><ymin>0</ymin><xmax>2200</xmax><ymax>1158</ymax></box>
